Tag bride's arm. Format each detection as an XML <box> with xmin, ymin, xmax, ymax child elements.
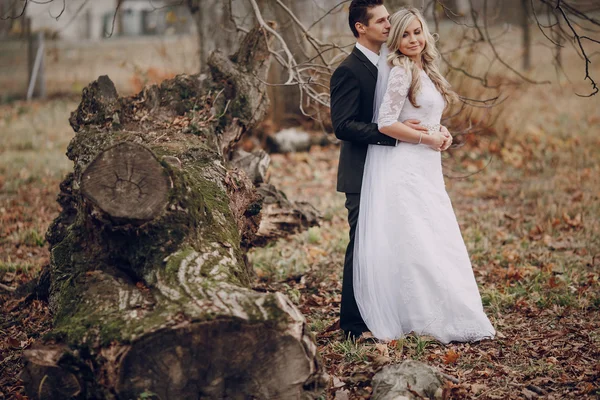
<box><xmin>378</xmin><ymin>67</ymin><xmax>445</xmax><ymax>150</ymax></box>
<box><xmin>380</xmin><ymin>122</ymin><xmax>444</xmax><ymax>148</ymax></box>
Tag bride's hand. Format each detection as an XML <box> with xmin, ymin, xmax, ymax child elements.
<box><xmin>440</xmin><ymin>126</ymin><xmax>453</xmax><ymax>151</ymax></box>
<box><xmin>425</xmin><ymin>133</ymin><xmax>446</xmax><ymax>151</ymax></box>
<box><xmin>440</xmin><ymin>125</ymin><xmax>451</xmax><ymax>137</ymax></box>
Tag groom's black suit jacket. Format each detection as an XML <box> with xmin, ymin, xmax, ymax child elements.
<box><xmin>330</xmin><ymin>46</ymin><xmax>396</xmax><ymax>193</ymax></box>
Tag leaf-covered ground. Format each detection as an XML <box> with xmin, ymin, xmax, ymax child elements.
<box><xmin>249</xmin><ymin>82</ymin><xmax>600</xmax><ymax>399</ymax></box>
<box><xmin>1</xmin><ymin>79</ymin><xmax>599</xmax><ymax>399</ymax></box>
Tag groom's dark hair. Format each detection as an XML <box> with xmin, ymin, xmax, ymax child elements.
<box><xmin>349</xmin><ymin>0</ymin><xmax>385</xmax><ymax>38</ymax></box>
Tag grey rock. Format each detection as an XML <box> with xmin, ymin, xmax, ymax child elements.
<box><xmin>268</xmin><ymin>128</ymin><xmax>312</xmax><ymax>153</ymax></box>
<box><xmin>372</xmin><ymin>360</ymin><xmax>445</xmax><ymax>400</ymax></box>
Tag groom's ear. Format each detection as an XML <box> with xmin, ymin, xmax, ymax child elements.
<box><xmin>355</xmin><ymin>22</ymin><xmax>366</xmax><ymax>36</ymax></box>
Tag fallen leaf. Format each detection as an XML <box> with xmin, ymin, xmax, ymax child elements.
<box><xmin>372</xmin><ymin>355</ymin><xmax>391</xmax><ymax>366</ymax></box>
<box><xmin>528</xmin><ymin>225</ymin><xmax>544</xmax><ymax>240</ymax></box>
<box><xmin>562</xmin><ymin>212</ymin><xmax>582</xmax><ymax>228</ymax></box>
<box><xmin>522</xmin><ymin>388</ymin><xmax>537</xmax><ymax>399</ymax></box>
<box><xmin>477</xmin><ymin>369</ymin><xmax>492</xmax><ymax>377</ymax></box>
<box><xmin>7</xmin><ymin>337</ymin><xmax>20</xmax><ymax>348</ymax></box>
<box><xmin>2</xmin><ymin>271</ymin><xmax>16</xmax><ymax>283</ymax></box>
<box><xmin>470</xmin><ymin>383</ymin><xmax>487</xmax><ymax>395</ymax></box>
<box><xmin>443</xmin><ymin>349</ymin><xmax>460</xmax><ymax>364</ymax></box>
<box><xmin>506</xmin><ymin>265</ymin><xmax>524</xmax><ymax>281</ymax></box>
<box><xmin>571</xmin><ymin>191</ymin><xmax>584</xmax><ymax>202</ymax></box>
<box><xmin>375</xmin><ymin>343</ymin><xmax>389</xmax><ymax>357</ymax></box>
<box><xmin>548</xmin><ymin>276</ymin><xmax>560</xmax><ymax>288</ymax></box>
<box><xmin>331</xmin><ymin>376</ymin><xmax>345</xmax><ymax>389</ymax></box>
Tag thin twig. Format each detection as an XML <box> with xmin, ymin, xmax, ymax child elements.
<box><xmin>553</xmin><ymin>0</ymin><xmax>599</xmax><ymax>96</ymax></box>
<box><xmin>48</xmin><ymin>0</ymin><xmax>66</xmax><ymax>20</ymax></box>
<box><xmin>106</xmin><ymin>0</ymin><xmax>124</xmax><ymax>38</ymax></box>
<box><xmin>307</xmin><ymin>0</ymin><xmax>350</xmax><ymax>31</ymax></box>
<box><xmin>0</xmin><ymin>0</ymin><xmax>28</xmax><ymax>20</ymax></box>
<box><xmin>481</xmin><ymin>0</ymin><xmax>551</xmax><ymax>85</ymax></box>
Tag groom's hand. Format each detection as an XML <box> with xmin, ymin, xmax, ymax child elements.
<box><xmin>403</xmin><ymin>119</ymin><xmax>428</xmax><ymax>133</ymax></box>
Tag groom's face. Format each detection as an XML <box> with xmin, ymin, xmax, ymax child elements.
<box><xmin>358</xmin><ymin>5</ymin><xmax>391</xmax><ymax>45</ymax></box>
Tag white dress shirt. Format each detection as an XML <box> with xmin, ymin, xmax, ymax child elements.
<box><xmin>355</xmin><ymin>42</ymin><xmax>380</xmax><ymax>67</ymax></box>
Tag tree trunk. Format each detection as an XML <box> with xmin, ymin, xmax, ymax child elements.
<box><xmin>267</xmin><ymin>0</ymin><xmax>306</xmax><ymax>127</ymax></box>
<box><xmin>520</xmin><ymin>0</ymin><xmax>531</xmax><ymax>71</ymax></box>
<box><xmin>0</xmin><ymin>1</ymin><xmax>19</xmax><ymax>38</ymax></box>
<box><xmin>21</xmin><ymin>24</ymin><xmax>323</xmax><ymax>400</ymax></box>
<box><xmin>187</xmin><ymin>0</ymin><xmax>246</xmax><ymax>73</ymax></box>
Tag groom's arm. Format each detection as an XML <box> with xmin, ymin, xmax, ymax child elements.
<box><xmin>330</xmin><ymin>66</ymin><xmax>396</xmax><ymax>146</ymax></box>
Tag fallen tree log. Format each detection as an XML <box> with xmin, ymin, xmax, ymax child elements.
<box><xmin>22</xmin><ymin>24</ymin><xmax>323</xmax><ymax>400</ymax></box>
<box><xmin>229</xmin><ymin>149</ymin><xmax>320</xmax><ymax>246</ymax></box>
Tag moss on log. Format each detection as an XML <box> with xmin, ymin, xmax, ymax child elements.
<box><xmin>22</xmin><ymin>25</ymin><xmax>323</xmax><ymax>400</ymax></box>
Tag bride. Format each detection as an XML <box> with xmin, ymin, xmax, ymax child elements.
<box><xmin>353</xmin><ymin>8</ymin><xmax>495</xmax><ymax>343</ymax></box>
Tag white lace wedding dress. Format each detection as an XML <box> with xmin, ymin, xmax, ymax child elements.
<box><xmin>353</xmin><ymin>65</ymin><xmax>495</xmax><ymax>343</ymax></box>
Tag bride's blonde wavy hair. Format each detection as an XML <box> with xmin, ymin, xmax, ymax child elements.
<box><xmin>386</xmin><ymin>8</ymin><xmax>458</xmax><ymax>108</ymax></box>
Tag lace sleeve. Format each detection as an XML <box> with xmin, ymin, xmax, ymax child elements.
<box><xmin>377</xmin><ymin>66</ymin><xmax>411</xmax><ymax>129</ymax></box>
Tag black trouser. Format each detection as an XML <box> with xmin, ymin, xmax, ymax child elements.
<box><xmin>340</xmin><ymin>193</ymin><xmax>368</xmax><ymax>335</ymax></box>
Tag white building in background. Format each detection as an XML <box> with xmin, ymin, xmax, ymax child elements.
<box><xmin>26</xmin><ymin>0</ymin><xmax>194</xmax><ymax>41</ymax></box>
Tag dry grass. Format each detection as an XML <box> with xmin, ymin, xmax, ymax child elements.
<box><xmin>0</xmin><ymin>35</ymin><xmax>199</xmax><ymax>100</ymax></box>
<box><xmin>0</xmin><ymin>100</ymin><xmax>76</xmax><ymax>193</ymax></box>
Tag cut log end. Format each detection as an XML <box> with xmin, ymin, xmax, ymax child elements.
<box><xmin>115</xmin><ymin>320</ymin><xmax>319</xmax><ymax>399</ymax></box>
<box><xmin>81</xmin><ymin>142</ymin><xmax>171</xmax><ymax>222</ymax></box>
<box><xmin>21</xmin><ymin>346</ymin><xmax>81</xmax><ymax>399</ymax></box>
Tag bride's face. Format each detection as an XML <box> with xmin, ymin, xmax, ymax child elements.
<box><xmin>398</xmin><ymin>18</ymin><xmax>425</xmax><ymax>60</ymax></box>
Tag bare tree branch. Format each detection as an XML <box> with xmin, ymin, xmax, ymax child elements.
<box><xmin>552</xmin><ymin>0</ymin><xmax>598</xmax><ymax>96</ymax></box>
<box><xmin>146</xmin><ymin>0</ymin><xmax>185</xmax><ymax>11</ymax></box>
<box><xmin>5</xmin><ymin>0</ymin><xmax>598</xmax><ymax>117</ymax></box>
<box><xmin>48</xmin><ymin>0</ymin><xmax>66</xmax><ymax>20</ymax></box>
<box><xmin>55</xmin><ymin>0</ymin><xmax>90</xmax><ymax>33</ymax></box>
<box><xmin>106</xmin><ymin>0</ymin><xmax>124</xmax><ymax>38</ymax></box>
<box><xmin>249</xmin><ymin>0</ymin><xmax>296</xmax><ymax>84</ymax></box>
<box><xmin>480</xmin><ymin>0</ymin><xmax>551</xmax><ymax>84</ymax></box>
<box><xmin>0</xmin><ymin>0</ymin><xmax>27</xmax><ymax>20</ymax></box>
<box><xmin>307</xmin><ymin>0</ymin><xmax>349</xmax><ymax>32</ymax></box>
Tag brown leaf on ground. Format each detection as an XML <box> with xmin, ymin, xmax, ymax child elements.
<box><xmin>443</xmin><ymin>349</ymin><xmax>460</xmax><ymax>364</ymax></box>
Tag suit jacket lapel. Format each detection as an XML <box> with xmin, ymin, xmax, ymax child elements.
<box><xmin>352</xmin><ymin>46</ymin><xmax>377</xmax><ymax>80</ymax></box>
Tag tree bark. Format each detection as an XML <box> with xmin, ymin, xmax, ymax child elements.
<box><xmin>267</xmin><ymin>0</ymin><xmax>306</xmax><ymax>126</ymax></box>
<box><xmin>0</xmin><ymin>0</ymin><xmax>20</xmax><ymax>38</ymax></box>
<box><xmin>187</xmin><ymin>0</ymin><xmax>245</xmax><ymax>73</ymax></box>
<box><xmin>21</xmin><ymin>24</ymin><xmax>323</xmax><ymax>400</ymax></box>
<box><xmin>520</xmin><ymin>0</ymin><xmax>531</xmax><ymax>71</ymax></box>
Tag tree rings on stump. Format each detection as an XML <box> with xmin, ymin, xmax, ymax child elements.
<box><xmin>81</xmin><ymin>142</ymin><xmax>171</xmax><ymax>223</ymax></box>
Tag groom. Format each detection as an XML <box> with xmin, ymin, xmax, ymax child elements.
<box><xmin>330</xmin><ymin>0</ymin><xmax>429</xmax><ymax>340</ymax></box>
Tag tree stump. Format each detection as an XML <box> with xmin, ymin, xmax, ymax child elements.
<box><xmin>22</xmin><ymin>25</ymin><xmax>324</xmax><ymax>400</ymax></box>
